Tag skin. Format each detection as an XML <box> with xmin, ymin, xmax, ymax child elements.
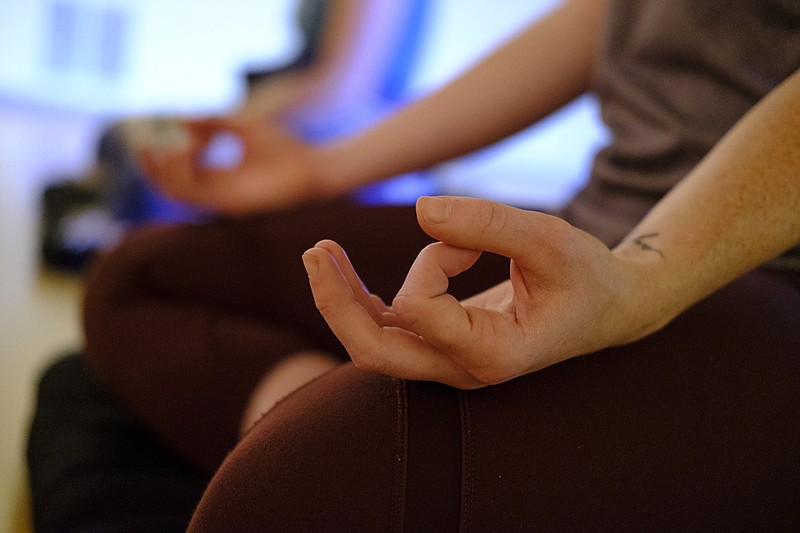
<box><xmin>239</xmin><ymin>351</ymin><xmax>339</xmax><ymax>436</ymax></box>
<box><xmin>139</xmin><ymin>0</ymin><xmax>799</xmax><ymax>406</ymax></box>
<box><xmin>141</xmin><ymin>0</ymin><xmax>606</xmax><ymax>213</ymax></box>
<box><xmin>303</xmin><ymin>69</ymin><xmax>800</xmax><ymax>389</ymax></box>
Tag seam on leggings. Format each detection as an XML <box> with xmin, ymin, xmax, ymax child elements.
<box><xmin>390</xmin><ymin>378</ymin><xmax>408</xmax><ymax>533</ymax></box>
<box><xmin>458</xmin><ymin>390</ymin><xmax>474</xmax><ymax>533</ymax></box>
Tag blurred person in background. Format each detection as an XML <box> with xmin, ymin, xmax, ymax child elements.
<box><xmin>28</xmin><ymin>1</ymin><xmax>430</xmax><ymax>531</ymax></box>
<box><xmin>41</xmin><ymin>0</ymin><xmax>429</xmax><ymax>271</ymax></box>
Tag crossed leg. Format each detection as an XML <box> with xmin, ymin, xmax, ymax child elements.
<box><xmin>189</xmin><ymin>269</ymin><xmax>800</xmax><ymax>532</ymax></box>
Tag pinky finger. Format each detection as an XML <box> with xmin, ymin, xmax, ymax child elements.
<box><xmin>314</xmin><ymin>240</ymin><xmax>388</xmax><ymax>324</ymax></box>
<box><xmin>303</xmin><ymin>246</ymin><xmax>385</xmax><ymax>351</ymax></box>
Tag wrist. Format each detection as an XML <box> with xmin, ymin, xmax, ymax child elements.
<box><xmin>309</xmin><ymin>139</ymin><xmax>368</xmax><ymax>200</ymax></box>
<box><xmin>610</xmin><ymin>241</ymin><xmax>684</xmax><ymax>345</ymax></box>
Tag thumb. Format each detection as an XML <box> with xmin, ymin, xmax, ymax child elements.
<box><xmin>415</xmin><ymin>196</ymin><xmax>570</xmax><ymax>262</ymax></box>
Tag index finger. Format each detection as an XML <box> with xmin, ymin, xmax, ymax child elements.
<box><xmin>416</xmin><ymin>196</ymin><xmax>574</xmax><ymax>272</ymax></box>
<box><xmin>392</xmin><ymin>243</ymin><xmax>479</xmax><ymax>343</ymax></box>
<box><xmin>391</xmin><ymin>243</ymin><xmax>519</xmax><ymax>376</ymax></box>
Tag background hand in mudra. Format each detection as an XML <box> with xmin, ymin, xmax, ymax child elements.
<box><xmin>140</xmin><ymin>117</ymin><xmax>323</xmax><ymax>215</ymax></box>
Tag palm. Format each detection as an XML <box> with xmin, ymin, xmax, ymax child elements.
<box><xmin>197</xmin><ymin>122</ymin><xmax>317</xmax><ymax>213</ymax></box>
<box><xmin>141</xmin><ymin>118</ymin><xmax>318</xmax><ymax>215</ymax></box>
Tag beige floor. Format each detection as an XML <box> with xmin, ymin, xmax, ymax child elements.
<box><xmin>0</xmin><ymin>100</ymin><xmax>99</xmax><ymax>531</ymax></box>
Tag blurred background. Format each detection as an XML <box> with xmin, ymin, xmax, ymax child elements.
<box><xmin>0</xmin><ymin>0</ymin><xmax>606</xmax><ymax>529</ymax></box>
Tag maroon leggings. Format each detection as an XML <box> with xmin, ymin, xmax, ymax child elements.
<box><xmin>83</xmin><ymin>201</ymin><xmax>800</xmax><ymax>531</ymax></box>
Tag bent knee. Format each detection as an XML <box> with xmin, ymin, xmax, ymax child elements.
<box><xmin>188</xmin><ymin>365</ymin><xmax>411</xmax><ymax>531</ymax></box>
<box><xmin>82</xmin><ymin>225</ymin><xmax>182</xmax><ymax>377</ymax></box>
<box><xmin>188</xmin><ymin>365</ymin><xmax>467</xmax><ymax>532</ymax></box>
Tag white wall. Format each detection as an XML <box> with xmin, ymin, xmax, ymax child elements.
<box><xmin>408</xmin><ymin>0</ymin><xmax>562</xmax><ymax>93</ymax></box>
<box><xmin>0</xmin><ymin>0</ymin><xmax>299</xmax><ymax>114</ymax></box>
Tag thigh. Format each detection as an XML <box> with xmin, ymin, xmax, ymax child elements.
<box><xmin>459</xmin><ymin>269</ymin><xmax>800</xmax><ymax>531</ymax></box>
<box><xmin>83</xmin><ymin>200</ymin><xmax>511</xmax><ymax>473</ymax></box>
<box><xmin>188</xmin><ymin>269</ymin><xmax>800</xmax><ymax>532</ymax></box>
<box><xmin>87</xmin><ymin>200</ymin><xmax>507</xmax><ymax>345</ymax></box>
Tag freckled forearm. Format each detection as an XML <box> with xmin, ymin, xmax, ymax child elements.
<box><xmin>613</xmin><ymin>68</ymin><xmax>800</xmax><ymax>329</ymax></box>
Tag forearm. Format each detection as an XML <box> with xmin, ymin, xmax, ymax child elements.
<box><xmin>614</xmin><ymin>68</ymin><xmax>800</xmax><ymax>339</ymax></box>
<box><xmin>312</xmin><ymin>0</ymin><xmax>607</xmax><ymax>195</ymax></box>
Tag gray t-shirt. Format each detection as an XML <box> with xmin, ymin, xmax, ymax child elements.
<box><xmin>562</xmin><ymin>0</ymin><xmax>800</xmax><ymax>271</ymax></box>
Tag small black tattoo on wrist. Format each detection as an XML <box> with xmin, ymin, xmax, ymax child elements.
<box><xmin>631</xmin><ymin>232</ymin><xmax>664</xmax><ymax>257</ymax></box>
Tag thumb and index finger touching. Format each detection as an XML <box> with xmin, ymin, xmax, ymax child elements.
<box><xmin>414</xmin><ymin>196</ymin><xmax>571</xmax><ymax>269</ymax></box>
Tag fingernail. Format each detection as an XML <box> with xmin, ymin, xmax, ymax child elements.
<box><xmin>419</xmin><ymin>196</ymin><xmax>450</xmax><ymax>224</ymax></box>
<box><xmin>302</xmin><ymin>253</ymin><xmax>318</xmax><ymax>277</ymax></box>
